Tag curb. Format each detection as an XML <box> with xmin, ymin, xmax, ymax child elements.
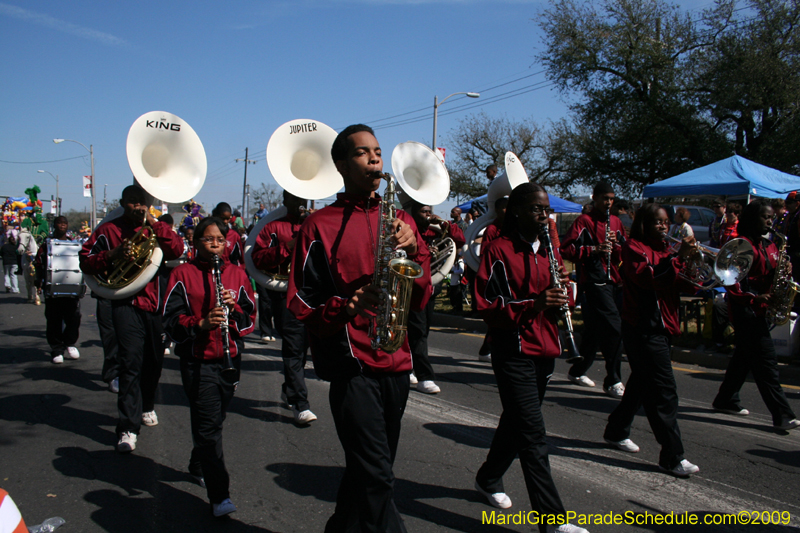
<box><xmin>431</xmin><ymin>312</ymin><xmax>800</xmax><ymax>383</ymax></box>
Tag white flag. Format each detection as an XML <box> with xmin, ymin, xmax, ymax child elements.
<box><xmin>82</xmin><ymin>175</ymin><xmax>92</xmax><ymax>198</ymax></box>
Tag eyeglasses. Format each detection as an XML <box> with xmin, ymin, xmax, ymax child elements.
<box><xmin>526</xmin><ymin>205</ymin><xmax>554</xmax><ymax>215</ymax></box>
<box><xmin>199</xmin><ymin>237</ymin><xmax>226</xmax><ymax>244</ymax></box>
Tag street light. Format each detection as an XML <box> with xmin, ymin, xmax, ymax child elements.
<box><xmin>432</xmin><ymin>91</ymin><xmax>480</xmax><ymax>152</ymax></box>
<box><xmin>37</xmin><ymin>170</ymin><xmax>59</xmax><ymax>216</ymax></box>
<box><xmin>54</xmin><ymin>138</ymin><xmax>96</xmax><ymax>228</ymax></box>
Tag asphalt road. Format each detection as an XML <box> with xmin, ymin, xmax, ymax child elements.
<box><xmin>1</xmin><ymin>286</ymin><xmax>799</xmax><ymax>532</ymax></box>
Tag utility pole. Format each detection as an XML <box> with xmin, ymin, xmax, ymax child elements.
<box><xmin>235</xmin><ymin>148</ymin><xmax>257</xmax><ymax>221</ymax></box>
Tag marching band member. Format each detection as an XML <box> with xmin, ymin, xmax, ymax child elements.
<box><xmin>406</xmin><ymin>201</ymin><xmax>465</xmax><ymax>394</ymax></box>
<box><xmin>473</xmin><ymin>182</ymin><xmax>588</xmax><ymax>533</ymax></box>
<box><xmin>602</xmin><ymin>204</ymin><xmax>700</xmax><ymax>477</ymax></box>
<box><xmin>559</xmin><ymin>181</ymin><xmax>626</xmax><ymax>398</ymax></box>
<box><xmin>34</xmin><ymin>216</ymin><xmax>82</xmax><ymax>364</ymax></box>
<box><xmin>79</xmin><ymin>185</ymin><xmax>184</xmax><ymax>453</ymax></box>
<box><xmin>288</xmin><ymin>124</ymin><xmax>430</xmax><ymax>532</ymax></box>
<box><xmin>251</xmin><ymin>191</ymin><xmax>317</xmax><ymax>425</ymax></box>
<box><xmin>211</xmin><ymin>202</ymin><xmax>243</xmax><ymax>266</ymax></box>
<box><xmin>712</xmin><ymin>200</ymin><xmax>799</xmax><ymax>431</ymax></box>
<box><xmin>162</xmin><ymin>216</ymin><xmax>256</xmax><ymax>517</ymax></box>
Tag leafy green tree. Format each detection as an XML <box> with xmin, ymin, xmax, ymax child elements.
<box><xmin>444</xmin><ymin>112</ymin><xmax>573</xmax><ymax>201</ymax></box>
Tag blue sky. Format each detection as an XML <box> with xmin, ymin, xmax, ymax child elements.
<box><xmin>0</xmin><ymin>0</ymin><xmax>708</xmax><ymax>218</ymax></box>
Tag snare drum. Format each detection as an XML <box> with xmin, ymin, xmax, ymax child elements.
<box><xmin>46</xmin><ymin>239</ymin><xmax>86</xmax><ymax>298</ymax></box>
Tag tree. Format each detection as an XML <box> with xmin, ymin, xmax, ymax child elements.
<box><xmin>251</xmin><ymin>183</ymin><xmax>282</xmax><ymax>212</ymax></box>
<box><xmin>444</xmin><ymin>112</ymin><xmax>573</xmax><ymax>202</ymax></box>
<box><xmin>538</xmin><ymin>0</ymin><xmax>800</xmax><ymax>194</ymax></box>
<box><xmin>693</xmin><ymin>0</ymin><xmax>800</xmax><ymax>174</ymax></box>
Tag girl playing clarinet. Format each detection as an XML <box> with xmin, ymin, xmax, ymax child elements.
<box><xmin>162</xmin><ymin>217</ymin><xmax>256</xmax><ymax>517</ymax></box>
<box><xmin>474</xmin><ymin>182</ymin><xmax>588</xmax><ymax>533</ymax></box>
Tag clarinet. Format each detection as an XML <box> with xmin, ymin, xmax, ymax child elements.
<box><xmin>540</xmin><ymin>226</ymin><xmax>583</xmax><ymax>364</ymax></box>
<box><xmin>605</xmin><ymin>208</ymin><xmax>613</xmax><ymax>283</ymax></box>
<box><xmin>212</xmin><ymin>254</ymin><xmax>236</xmax><ymax>375</ymax></box>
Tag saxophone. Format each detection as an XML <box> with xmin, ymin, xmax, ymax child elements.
<box><xmin>766</xmin><ymin>229</ymin><xmax>800</xmax><ymax>326</ymax></box>
<box><xmin>369</xmin><ymin>173</ymin><xmax>424</xmax><ymax>353</ymax></box>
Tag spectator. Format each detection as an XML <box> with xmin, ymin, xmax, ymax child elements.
<box><xmin>708</xmin><ymin>199</ymin><xmax>726</xmax><ymax>248</ymax></box>
<box><xmin>254</xmin><ymin>203</ymin><xmax>269</xmax><ymax>220</ymax></box>
<box><xmin>669</xmin><ymin>207</ymin><xmax>694</xmax><ymax>240</ymax></box>
<box><xmin>2</xmin><ymin>235</ymin><xmax>20</xmax><ymax>293</ymax></box>
<box><xmin>720</xmin><ymin>203</ymin><xmax>741</xmax><ymax>245</ymax></box>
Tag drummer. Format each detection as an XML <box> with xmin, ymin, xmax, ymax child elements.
<box><xmin>34</xmin><ymin>216</ymin><xmax>83</xmax><ymax>364</ymax></box>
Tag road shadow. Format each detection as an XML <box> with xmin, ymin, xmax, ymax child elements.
<box><xmin>0</xmin><ymin>394</ymin><xmax>117</xmax><ymax>447</ymax></box>
<box><xmin>54</xmin><ymin>447</ymin><xmax>276</xmax><ymax>532</ymax></box>
<box><xmin>152</xmin><ymin>381</ymin><xmax>295</xmax><ymax>425</ymax></box>
<box><xmin>266</xmin><ymin>462</ymin><xmax>520</xmax><ymax>532</ymax></box>
<box><xmin>22</xmin><ymin>365</ymin><xmax>106</xmax><ymax>393</ymax></box>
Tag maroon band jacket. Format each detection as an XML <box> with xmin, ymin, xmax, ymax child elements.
<box><xmin>560</xmin><ymin>211</ymin><xmax>625</xmax><ymax>284</ymax></box>
<box><xmin>251</xmin><ymin>214</ymin><xmax>304</xmax><ymax>274</ymax></box>
<box><xmin>726</xmin><ymin>235</ymin><xmax>779</xmax><ymax>317</ymax></box>
<box><xmin>224</xmin><ymin>229</ymin><xmax>243</xmax><ymax>266</ymax></box>
<box><xmin>162</xmin><ymin>257</ymin><xmax>256</xmax><ymax>360</ymax></box>
<box><xmin>79</xmin><ymin>216</ymin><xmax>184</xmax><ymax>312</ymax></box>
<box><xmin>621</xmin><ymin>237</ymin><xmax>695</xmax><ymax>336</ymax></box>
<box><xmin>287</xmin><ymin>193</ymin><xmax>432</xmax><ymax>381</ymax></box>
<box><xmin>476</xmin><ymin>232</ymin><xmax>567</xmax><ymax>358</ymax></box>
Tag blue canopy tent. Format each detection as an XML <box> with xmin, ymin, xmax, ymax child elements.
<box><xmin>457</xmin><ymin>193</ymin><xmax>582</xmax><ymax>213</ymax></box>
<box><xmin>642</xmin><ymin>156</ymin><xmax>800</xmax><ymax>199</ymax></box>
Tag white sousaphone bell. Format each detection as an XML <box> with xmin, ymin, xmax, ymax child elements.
<box><xmin>463</xmin><ymin>152</ymin><xmax>530</xmax><ymax>272</ymax></box>
<box><xmin>244</xmin><ymin>119</ymin><xmax>342</xmax><ymax>291</ymax></box>
<box><xmin>85</xmin><ymin>110</ymin><xmax>207</xmax><ymax>300</ymax></box>
<box><xmin>391</xmin><ymin>141</ymin><xmax>454</xmax><ymax>285</ymax></box>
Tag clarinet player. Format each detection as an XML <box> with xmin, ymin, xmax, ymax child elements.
<box><xmin>473</xmin><ymin>182</ymin><xmax>589</xmax><ymax>533</ymax></box>
<box><xmin>162</xmin><ymin>217</ymin><xmax>256</xmax><ymax>517</ymax></box>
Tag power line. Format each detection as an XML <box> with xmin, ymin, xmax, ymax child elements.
<box><xmin>0</xmin><ymin>155</ymin><xmax>86</xmax><ymax>164</ymax></box>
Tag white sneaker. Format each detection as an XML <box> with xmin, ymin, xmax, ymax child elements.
<box><xmin>478</xmin><ymin>354</ymin><xmax>492</xmax><ymax>362</ymax></box>
<box><xmin>65</xmin><ymin>346</ymin><xmax>80</xmax><ymax>360</ymax></box>
<box><xmin>117</xmin><ymin>431</ymin><xmax>137</xmax><ymax>453</ymax></box>
<box><xmin>212</xmin><ymin>498</ymin><xmax>237</xmax><ymax>518</ymax></box>
<box><xmin>660</xmin><ymin>459</ymin><xmax>699</xmax><ymax>478</ymax></box>
<box><xmin>142</xmin><ymin>410</ymin><xmax>159</xmax><ymax>427</ymax></box>
<box><xmin>776</xmin><ymin>419</ymin><xmax>800</xmax><ymax>431</ymax></box>
<box><xmin>261</xmin><ymin>335</ymin><xmax>271</xmax><ymax>343</ymax></box>
<box><xmin>605</xmin><ymin>382</ymin><xmax>624</xmax><ymax>398</ymax></box>
<box><xmin>164</xmin><ymin>347</ymin><xmax>170</xmax><ymax>355</ymax></box>
<box><xmin>52</xmin><ymin>354</ymin><xmax>64</xmax><ymax>364</ymax></box>
<box><xmin>547</xmin><ymin>524</ymin><xmax>590</xmax><ymax>533</ymax></box>
<box><xmin>108</xmin><ymin>378</ymin><xmax>119</xmax><ymax>394</ymax></box>
<box><xmin>409</xmin><ymin>373</ymin><xmax>418</xmax><ymax>385</ymax></box>
<box><xmin>417</xmin><ymin>381</ymin><xmax>441</xmax><ymax>394</ymax></box>
<box><xmin>604</xmin><ymin>438</ymin><xmax>640</xmax><ymax>453</ymax></box>
<box><xmin>568</xmin><ymin>374</ymin><xmax>596</xmax><ymax>387</ymax></box>
<box><xmin>293</xmin><ymin>408</ymin><xmax>317</xmax><ymax>425</ymax></box>
<box><xmin>474</xmin><ymin>480</ymin><xmax>511</xmax><ymax>509</ymax></box>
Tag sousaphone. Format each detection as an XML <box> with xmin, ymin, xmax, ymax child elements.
<box><xmin>391</xmin><ymin>141</ymin><xmax>454</xmax><ymax>285</ymax></box>
<box><xmin>86</xmin><ymin>111</ymin><xmax>206</xmax><ymax>300</ymax></box>
<box><xmin>463</xmin><ymin>152</ymin><xmax>529</xmax><ymax>271</ymax></box>
<box><xmin>244</xmin><ymin>119</ymin><xmax>342</xmax><ymax>291</ymax></box>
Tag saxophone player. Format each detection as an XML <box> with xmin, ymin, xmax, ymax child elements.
<box><xmin>79</xmin><ymin>185</ymin><xmax>184</xmax><ymax>453</ymax></box>
<box><xmin>287</xmin><ymin>125</ymin><xmax>430</xmax><ymax>532</ymax></box>
<box><xmin>712</xmin><ymin>199</ymin><xmax>799</xmax><ymax>431</ymax></box>
<box><xmin>162</xmin><ymin>217</ymin><xmax>256</xmax><ymax>517</ymax></box>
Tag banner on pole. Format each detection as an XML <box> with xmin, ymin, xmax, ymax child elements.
<box><xmin>83</xmin><ymin>176</ymin><xmax>92</xmax><ymax>198</ymax></box>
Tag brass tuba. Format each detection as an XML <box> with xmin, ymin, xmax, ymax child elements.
<box><xmin>666</xmin><ymin>235</ymin><xmax>754</xmax><ymax>290</ymax></box>
<box><xmin>85</xmin><ymin>111</ymin><xmax>206</xmax><ymax>300</ymax></box>
<box><xmin>392</xmin><ymin>141</ymin><xmax>453</xmax><ymax>285</ymax></box>
<box><xmin>244</xmin><ymin>119</ymin><xmax>342</xmax><ymax>291</ymax></box>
